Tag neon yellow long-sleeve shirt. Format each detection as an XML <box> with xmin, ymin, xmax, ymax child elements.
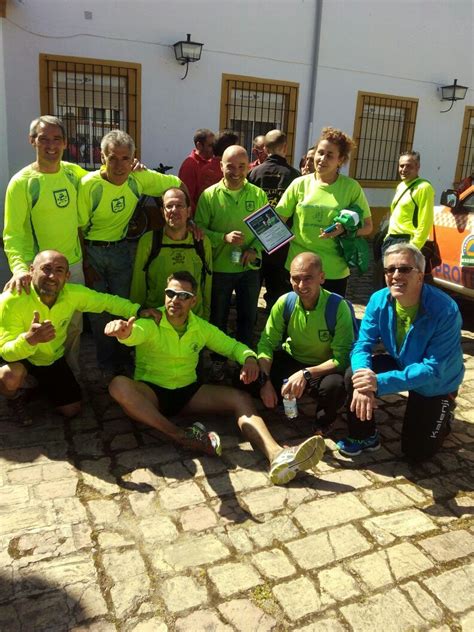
<box><xmin>120</xmin><ymin>309</ymin><xmax>257</xmax><ymax>388</ymax></box>
<box><xmin>0</xmin><ymin>284</ymin><xmax>139</xmax><ymax>366</ymax></box>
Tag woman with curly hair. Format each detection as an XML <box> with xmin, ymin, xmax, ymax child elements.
<box><xmin>276</xmin><ymin>127</ymin><xmax>372</xmax><ymax>296</ymax></box>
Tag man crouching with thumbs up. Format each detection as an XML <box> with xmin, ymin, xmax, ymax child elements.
<box><xmin>0</xmin><ymin>250</ymin><xmax>157</xmax><ymax>424</ymax></box>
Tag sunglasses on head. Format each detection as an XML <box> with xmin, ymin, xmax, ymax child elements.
<box><xmin>164</xmin><ymin>288</ymin><xmax>195</xmax><ymax>300</ymax></box>
<box><xmin>383</xmin><ymin>265</ymin><xmax>417</xmax><ymax>275</ymax></box>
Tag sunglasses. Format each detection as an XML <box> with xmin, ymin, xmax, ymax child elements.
<box><xmin>164</xmin><ymin>288</ymin><xmax>195</xmax><ymax>300</ymax></box>
<box><xmin>383</xmin><ymin>265</ymin><xmax>417</xmax><ymax>275</ymax></box>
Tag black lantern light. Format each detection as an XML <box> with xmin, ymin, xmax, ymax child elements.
<box><xmin>173</xmin><ymin>33</ymin><xmax>203</xmax><ymax>80</ymax></box>
<box><xmin>440</xmin><ymin>79</ymin><xmax>468</xmax><ymax>113</ymax></box>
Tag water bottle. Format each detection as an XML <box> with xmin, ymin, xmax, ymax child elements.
<box><xmin>282</xmin><ymin>378</ymin><xmax>298</xmax><ymax>419</ymax></box>
<box><xmin>231</xmin><ymin>247</ymin><xmax>242</xmax><ymax>264</ymax></box>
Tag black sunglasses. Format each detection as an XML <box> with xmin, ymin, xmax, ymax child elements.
<box><xmin>164</xmin><ymin>288</ymin><xmax>195</xmax><ymax>300</ymax></box>
<box><xmin>383</xmin><ymin>265</ymin><xmax>417</xmax><ymax>275</ymax></box>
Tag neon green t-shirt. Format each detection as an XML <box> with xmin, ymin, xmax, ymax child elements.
<box><xmin>276</xmin><ymin>174</ymin><xmax>371</xmax><ymax>279</ymax></box>
<box><xmin>129</xmin><ymin>230</ymin><xmax>213</xmax><ymax>320</ymax></box>
<box><xmin>195</xmin><ymin>179</ymin><xmax>268</xmax><ymax>273</ymax></box>
<box><xmin>3</xmin><ymin>161</ymin><xmax>87</xmax><ymax>273</ymax></box>
<box><xmin>395</xmin><ymin>301</ymin><xmax>419</xmax><ymax>351</ymax></box>
<box><xmin>257</xmin><ymin>289</ymin><xmax>354</xmax><ymax>369</ymax></box>
<box><xmin>78</xmin><ymin>169</ymin><xmax>181</xmax><ymax>241</ymax></box>
<box><xmin>388</xmin><ymin>178</ymin><xmax>435</xmax><ymax>250</ymax></box>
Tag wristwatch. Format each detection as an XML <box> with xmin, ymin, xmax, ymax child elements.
<box><xmin>302</xmin><ymin>368</ymin><xmax>312</xmax><ymax>382</ymax></box>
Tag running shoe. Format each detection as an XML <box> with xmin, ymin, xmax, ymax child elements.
<box><xmin>336</xmin><ymin>433</ymin><xmax>381</xmax><ymax>456</ymax></box>
<box><xmin>182</xmin><ymin>422</ymin><xmax>222</xmax><ymax>456</ymax></box>
<box><xmin>269</xmin><ymin>435</ymin><xmax>325</xmax><ymax>485</ymax></box>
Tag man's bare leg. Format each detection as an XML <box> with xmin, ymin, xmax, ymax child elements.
<box><xmin>0</xmin><ymin>362</ymin><xmax>27</xmax><ymax>398</ymax></box>
<box><xmin>182</xmin><ymin>385</ymin><xmax>282</xmax><ymax>462</ymax></box>
<box><xmin>184</xmin><ymin>384</ymin><xmax>326</xmax><ymax>484</ymax></box>
<box><xmin>109</xmin><ymin>376</ymin><xmax>190</xmax><ymax>442</ymax></box>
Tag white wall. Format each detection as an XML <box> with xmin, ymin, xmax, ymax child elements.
<box><xmin>314</xmin><ymin>0</ymin><xmax>473</xmax><ymax>207</ymax></box>
<box><xmin>2</xmin><ymin>0</ymin><xmax>317</xmax><ymax>176</ymax></box>
<box><xmin>1</xmin><ymin>0</ymin><xmax>472</xmax><ymax>216</ymax></box>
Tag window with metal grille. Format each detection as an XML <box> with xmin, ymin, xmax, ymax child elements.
<box><xmin>349</xmin><ymin>92</ymin><xmax>418</xmax><ymax>187</ymax></box>
<box><xmin>455</xmin><ymin>106</ymin><xmax>474</xmax><ymax>184</ymax></box>
<box><xmin>39</xmin><ymin>54</ymin><xmax>141</xmax><ymax>170</ymax></box>
<box><xmin>219</xmin><ymin>74</ymin><xmax>299</xmax><ymax>165</ymax></box>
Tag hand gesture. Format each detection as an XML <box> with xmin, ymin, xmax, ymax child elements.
<box><xmin>260</xmin><ymin>380</ymin><xmax>278</xmax><ymax>409</ymax></box>
<box><xmin>350</xmin><ymin>389</ymin><xmax>378</xmax><ymax>421</ymax></box>
<box><xmin>352</xmin><ymin>368</ymin><xmax>377</xmax><ymax>393</ymax></box>
<box><xmin>319</xmin><ymin>222</ymin><xmax>344</xmax><ymax>240</ymax></box>
<box><xmin>224</xmin><ymin>231</ymin><xmax>245</xmax><ymax>245</ymax></box>
<box><xmin>25</xmin><ymin>311</ymin><xmax>56</xmax><ymax>345</ymax></box>
<box><xmin>239</xmin><ymin>357</ymin><xmax>259</xmax><ymax>384</ymax></box>
<box><xmin>187</xmin><ymin>220</ymin><xmax>205</xmax><ymax>241</ymax></box>
<box><xmin>241</xmin><ymin>249</ymin><xmax>258</xmax><ymax>266</ymax></box>
<box><xmin>138</xmin><ymin>307</ymin><xmax>162</xmax><ymax>325</ymax></box>
<box><xmin>104</xmin><ymin>317</ymin><xmax>135</xmax><ymax>339</ymax></box>
<box><xmin>131</xmin><ymin>158</ymin><xmax>147</xmax><ymax>172</ymax></box>
<box><xmin>281</xmin><ymin>369</ymin><xmax>307</xmax><ymax>400</ymax></box>
<box><xmin>4</xmin><ymin>271</ymin><xmax>32</xmax><ymax>295</ymax></box>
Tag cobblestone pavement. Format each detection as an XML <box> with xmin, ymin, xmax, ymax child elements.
<box><xmin>0</xmin><ymin>270</ymin><xmax>473</xmax><ymax>631</ymax></box>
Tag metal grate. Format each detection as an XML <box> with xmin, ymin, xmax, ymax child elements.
<box><xmin>220</xmin><ymin>75</ymin><xmax>298</xmax><ymax>164</ymax></box>
<box><xmin>455</xmin><ymin>107</ymin><xmax>474</xmax><ymax>182</ymax></box>
<box><xmin>40</xmin><ymin>55</ymin><xmax>140</xmax><ymax>170</ymax></box>
<box><xmin>351</xmin><ymin>93</ymin><xmax>418</xmax><ymax>184</ymax></box>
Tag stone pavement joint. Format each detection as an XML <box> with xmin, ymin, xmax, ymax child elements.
<box><xmin>0</xmin><ymin>270</ymin><xmax>473</xmax><ymax>630</ymax></box>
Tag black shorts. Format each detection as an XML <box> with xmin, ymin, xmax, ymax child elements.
<box><xmin>141</xmin><ymin>381</ymin><xmax>202</xmax><ymax>417</ymax></box>
<box><xmin>21</xmin><ymin>357</ymin><xmax>81</xmax><ymax>407</ymax></box>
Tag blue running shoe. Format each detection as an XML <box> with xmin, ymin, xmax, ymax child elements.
<box><xmin>336</xmin><ymin>433</ymin><xmax>381</xmax><ymax>456</ymax></box>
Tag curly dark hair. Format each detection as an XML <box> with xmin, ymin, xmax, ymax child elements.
<box><xmin>317</xmin><ymin>127</ymin><xmax>356</xmax><ymax>165</ymax></box>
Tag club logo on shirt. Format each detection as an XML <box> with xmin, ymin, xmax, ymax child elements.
<box><xmin>190</xmin><ymin>343</ymin><xmax>199</xmax><ymax>353</ymax></box>
<box><xmin>53</xmin><ymin>189</ymin><xmax>70</xmax><ymax>208</ymax></box>
<box><xmin>245</xmin><ymin>201</ymin><xmax>255</xmax><ymax>212</ymax></box>
<box><xmin>319</xmin><ymin>329</ymin><xmax>330</xmax><ymax>342</ymax></box>
<box><xmin>171</xmin><ymin>251</ymin><xmax>186</xmax><ymax>265</ymax></box>
<box><xmin>111</xmin><ymin>196</ymin><xmax>126</xmax><ymax>213</ymax></box>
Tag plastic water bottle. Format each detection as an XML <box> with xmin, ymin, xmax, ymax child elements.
<box><xmin>231</xmin><ymin>247</ymin><xmax>242</xmax><ymax>264</ymax></box>
<box><xmin>282</xmin><ymin>378</ymin><xmax>298</xmax><ymax>419</ymax></box>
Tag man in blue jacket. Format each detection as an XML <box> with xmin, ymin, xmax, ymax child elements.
<box><xmin>337</xmin><ymin>243</ymin><xmax>464</xmax><ymax>461</ymax></box>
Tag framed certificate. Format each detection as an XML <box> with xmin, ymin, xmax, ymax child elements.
<box><xmin>244</xmin><ymin>204</ymin><xmax>294</xmax><ymax>254</ymax></box>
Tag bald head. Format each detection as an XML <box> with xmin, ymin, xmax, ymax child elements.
<box><xmin>290</xmin><ymin>252</ymin><xmax>323</xmax><ymax>274</ymax></box>
<box><xmin>221</xmin><ymin>145</ymin><xmax>249</xmax><ymax>190</ymax></box>
<box><xmin>30</xmin><ymin>250</ymin><xmax>70</xmax><ymax>305</ymax></box>
<box><xmin>289</xmin><ymin>252</ymin><xmax>325</xmax><ymax>309</ymax></box>
<box><xmin>222</xmin><ymin>145</ymin><xmax>248</xmax><ymax>163</ymax></box>
<box><xmin>264</xmin><ymin>129</ymin><xmax>287</xmax><ymax>156</ymax></box>
<box><xmin>33</xmin><ymin>250</ymin><xmax>69</xmax><ymax>271</ymax></box>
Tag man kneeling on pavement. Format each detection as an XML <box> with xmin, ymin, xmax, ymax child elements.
<box><xmin>105</xmin><ymin>270</ymin><xmax>325</xmax><ymax>485</ymax></box>
<box><xmin>337</xmin><ymin>242</ymin><xmax>464</xmax><ymax>460</ymax></box>
<box><xmin>257</xmin><ymin>252</ymin><xmax>354</xmax><ymax>431</ymax></box>
<box><xmin>0</xmin><ymin>250</ymin><xmax>159</xmax><ymax>423</ymax></box>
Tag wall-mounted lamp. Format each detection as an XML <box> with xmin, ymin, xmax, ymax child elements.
<box><xmin>439</xmin><ymin>78</ymin><xmax>468</xmax><ymax>113</ymax></box>
<box><xmin>173</xmin><ymin>33</ymin><xmax>203</xmax><ymax>80</ymax></box>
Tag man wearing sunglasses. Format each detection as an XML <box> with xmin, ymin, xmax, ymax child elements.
<box><xmin>106</xmin><ymin>271</ymin><xmax>325</xmax><ymax>485</ymax></box>
<box><xmin>337</xmin><ymin>243</ymin><xmax>464</xmax><ymax>460</ymax></box>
